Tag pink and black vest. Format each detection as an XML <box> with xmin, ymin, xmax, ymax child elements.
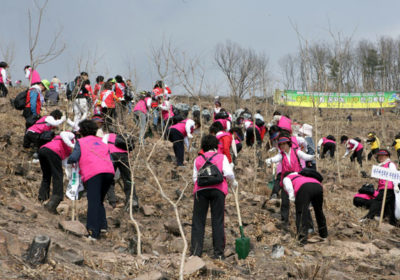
<box><xmin>107</xmin><ymin>133</ymin><xmax>128</xmax><ymax>154</ymax></box>
<box><xmin>287</xmin><ymin>174</ymin><xmax>321</xmax><ymax>196</ymax></box>
<box><xmin>28</xmin><ymin>116</ymin><xmax>53</xmax><ymax>134</ymax></box>
<box><xmin>322</xmin><ymin>137</ymin><xmax>336</xmax><ymax>145</ymax></box>
<box><xmin>354</xmin><ymin>191</ymin><xmax>379</xmax><ymax>200</ymax></box>
<box><xmin>161</xmin><ymin>102</ymin><xmax>174</xmax><ymax>120</ymax></box>
<box><xmin>193</xmin><ymin>151</ymin><xmax>228</xmax><ymax>195</ymax></box>
<box><xmin>377</xmin><ymin>161</ymin><xmax>395</xmax><ymax>190</ymax></box>
<box><xmin>280</xmin><ymin>148</ymin><xmax>302</xmax><ymax>186</ymax></box>
<box><xmin>278</xmin><ymin>116</ymin><xmax>292</xmax><ymax>133</ymax></box>
<box><xmin>348</xmin><ymin>140</ymin><xmax>363</xmax><ymax>152</ymax></box>
<box><xmin>133</xmin><ymin>97</ymin><xmax>150</xmax><ymax>114</ymax></box>
<box><xmin>78</xmin><ymin>136</ymin><xmax>115</xmax><ymax>182</ymax></box>
<box><xmin>42</xmin><ymin>135</ymin><xmax>73</xmax><ymax>160</ymax></box>
<box><xmin>171</xmin><ymin>119</ymin><xmax>193</xmax><ymax>137</ymax></box>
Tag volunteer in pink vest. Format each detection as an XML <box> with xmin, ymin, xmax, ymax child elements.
<box><xmin>190</xmin><ymin>135</ymin><xmax>237</xmax><ymax>259</ymax></box>
<box><xmin>166</xmin><ymin>118</ymin><xmax>200</xmax><ymax>166</ymax></box>
<box><xmin>282</xmin><ymin>171</ymin><xmax>327</xmax><ymax>244</ymax></box>
<box><xmin>158</xmin><ymin>93</ymin><xmax>174</xmax><ymax>129</ymax></box>
<box><xmin>266</xmin><ymin>134</ymin><xmax>314</xmax><ymax>229</ymax></box>
<box><xmin>67</xmin><ymin>120</ymin><xmax>115</xmax><ymax>240</ymax></box>
<box><xmin>272</xmin><ymin>111</ymin><xmax>292</xmax><ymax>134</ymax></box>
<box><xmin>23</xmin><ymin>110</ymin><xmax>65</xmax><ymax>157</ymax></box>
<box><xmin>99</xmin><ymin>81</ymin><xmax>118</xmax><ymax>132</ymax></box>
<box><xmin>361</xmin><ymin>149</ymin><xmax>399</xmax><ymax>225</ymax></box>
<box><xmin>24</xmin><ymin>65</ymin><xmax>41</xmax><ymax>85</ymax></box>
<box><xmin>317</xmin><ymin>135</ymin><xmax>336</xmax><ymax>159</ymax></box>
<box><xmin>243</xmin><ymin>117</ymin><xmax>264</xmax><ymax>147</ymax></box>
<box><xmin>341</xmin><ymin>135</ymin><xmax>364</xmax><ymax>167</ymax></box>
<box><xmin>38</xmin><ymin>131</ymin><xmax>75</xmax><ymax>213</ymax></box>
<box><xmin>209</xmin><ymin>122</ymin><xmax>232</xmax><ymax>164</ymax></box>
<box><xmin>133</xmin><ymin>91</ymin><xmax>152</xmax><ymax>145</ymax></box>
<box><xmin>353</xmin><ymin>183</ymin><xmax>379</xmax><ymax>209</ymax></box>
<box><xmin>0</xmin><ymin>62</ymin><xmax>9</xmax><ymax>97</ymax></box>
<box><xmin>102</xmin><ymin>133</ymin><xmax>137</xmax><ymax>210</ymax></box>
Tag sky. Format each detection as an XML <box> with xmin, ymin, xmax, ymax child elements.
<box><xmin>1</xmin><ymin>0</ymin><xmax>400</xmax><ymax>95</ymax></box>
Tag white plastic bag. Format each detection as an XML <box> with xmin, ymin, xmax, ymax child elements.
<box><xmin>66</xmin><ymin>164</ymin><xmax>84</xmax><ymax>200</ymax></box>
<box><xmin>394</xmin><ymin>190</ymin><xmax>400</xmax><ymax>220</ymax></box>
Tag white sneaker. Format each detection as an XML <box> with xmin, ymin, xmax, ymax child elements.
<box><xmin>31</xmin><ymin>159</ymin><xmax>40</xmax><ymax>164</ymax></box>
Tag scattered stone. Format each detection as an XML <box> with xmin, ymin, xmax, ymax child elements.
<box><xmin>141</xmin><ymin>205</ymin><xmax>156</xmax><ymax>216</ymax></box>
<box><xmin>14</xmin><ymin>164</ymin><xmax>28</xmax><ymax>176</ymax></box>
<box><xmin>56</xmin><ymin>202</ymin><xmax>70</xmax><ymax>214</ymax></box>
<box><xmin>7</xmin><ymin>202</ymin><xmax>25</xmax><ymax>212</ymax></box>
<box><xmin>0</xmin><ymin>232</ymin><xmax>8</xmax><ymax>256</ymax></box>
<box><xmin>388</xmin><ymin>248</ymin><xmax>400</xmax><ymax>256</ymax></box>
<box><xmin>164</xmin><ymin>219</ymin><xmax>182</xmax><ymax>236</ymax></box>
<box><xmin>52</xmin><ymin>243</ymin><xmax>84</xmax><ymax>265</ymax></box>
<box><xmin>356</xmin><ymin>262</ymin><xmax>383</xmax><ymax>274</ymax></box>
<box><xmin>327</xmin><ymin>269</ymin><xmax>354</xmax><ymax>280</ymax></box>
<box><xmin>135</xmin><ymin>271</ymin><xmax>164</xmax><ymax>280</ymax></box>
<box><xmin>205</xmin><ymin>261</ymin><xmax>225</xmax><ymax>276</ymax></box>
<box><xmin>373</xmin><ymin>239</ymin><xmax>391</xmax><ymax>250</ymax></box>
<box><xmin>262</xmin><ymin>222</ymin><xmax>277</xmax><ymax>233</ymax></box>
<box><xmin>169</xmin><ymin>238</ymin><xmax>184</xmax><ymax>253</ymax></box>
<box><xmin>271</xmin><ymin>244</ymin><xmax>284</xmax><ymax>259</ymax></box>
<box><xmin>152</xmin><ymin>244</ymin><xmax>168</xmax><ymax>255</ymax></box>
<box><xmin>183</xmin><ymin>256</ymin><xmax>206</xmax><ymax>275</ymax></box>
<box><xmin>58</xmin><ymin>220</ymin><xmax>88</xmax><ymax>237</ymax></box>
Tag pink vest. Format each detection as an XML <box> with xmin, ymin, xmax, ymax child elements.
<box><xmin>249</xmin><ymin>123</ymin><xmax>261</xmax><ymax>135</ymax></box>
<box><xmin>161</xmin><ymin>103</ymin><xmax>174</xmax><ymax>120</ymax></box>
<box><xmin>108</xmin><ymin>133</ymin><xmax>127</xmax><ymax>154</ymax></box>
<box><xmin>28</xmin><ymin>68</ymin><xmax>41</xmax><ymax>85</ymax></box>
<box><xmin>377</xmin><ymin>161</ymin><xmax>395</xmax><ymax>190</ymax></box>
<box><xmin>193</xmin><ymin>151</ymin><xmax>228</xmax><ymax>195</ymax></box>
<box><xmin>322</xmin><ymin>137</ymin><xmax>336</xmax><ymax>145</ymax></box>
<box><xmin>0</xmin><ymin>68</ymin><xmax>4</xmax><ymax>83</ymax></box>
<box><xmin>280</xmin><ymin>148</ymin><xmax>302</xmax><ymax>186</ymax></box>
<box><xmin>171</xmin><ymin>119</ymin><xmax>193</xmax><ymax>137</ymax></box>
<box><xmin>42</xmin><ymin>135</ymin><xmax>73</xmax><ymax>160</ymax></box>
<box><xmin>133</xmin><ymin>98</ymin><xmax>149</xmax><ymax>114</ymax></box>
<box><xmin>354</xmin><ymin>192</ymin><xmax>377</xmax><ymax>200</ymax></box>
<box><xmin>215</xmin><ymin>119</ymin><xmax>228</xmax><ymax>130</ymax></box>
<box><xmin>287</xmin><ymin>174</ymin><xmax>321</xmax><ymax>197</ymax></box>
<box><xmin>290</xmin><ymin>136</ymin><xmax>305</xmax><ymax>168</ymax></box>
<box><xmin>278</xmin><ymin>116</ymin><xmax>292</xmax><ymax>133</ymax></box>
<box><xmin>349</xmin><ymin>140</ymin><xmax>363</xmax><ymax>152</ymax></box>
<box><xmin>216</xmin><ymin>132</ymin><xmax>232</xmax><ymax>154</ymax></box>
<box><xmin>78</xmin><ymin>136</ymin><xmax>115</xmax><ymax>182</ymax></box>
<box><xmin>28</xmin><ymin>116</ymin><xmax>53</xmax><ymax>134</ymax></box>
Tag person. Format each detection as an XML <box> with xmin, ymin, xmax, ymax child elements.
<box><xmin>353</xmin><ymin>184</ymin><xmax>379</xmax><ymax>209</ymax></box>
<box><xmin>24</xmin><ymin>65</ymin><xmax>41</xmax><ymax>85</ymax></box>
<box><xmin>265</xmin><ymin>135</ymin><xmax>315</xmax><ymax>229</ymax></box>
<box><xmin>99</xmin><ymin>81</ymin><xmax>119</xmax><ymax>132</ymax></box>
<box><xmin>38</xmin><ymin>130</ymin><xmax>75</xmax><ymax>213</ymax></box>
<box><xmin>23</xmin><ymin>80</ymin><xmax>50</xmax><ymax>129</ymax></box>
<box><xmin>166</xmin><ymin>118</ymin><xmax>200</xmax><ymax>166</ymax></box>
<box><xmin>214</xmin><ymin>109</ymin><xmax>231</xmax><ymax>132</ymax></box>
<box><xmin>230</xmin><ymin>127</ymin><xmax>244</xmax><ymax>162</ymax></box>
<box><xmin>67</xmin><ymin>120</ymin><xmax>115</xmax><ymax>240</ymax></box>
<box><xmin>317</xmin><ymin>135</ymin><xmax>336</xmax><ymax>159</ymax></box>
<box><xmin>361</xmin><ymin>149</ymin><xmax>398</xmax><ymax>226</ymax></box>
<box><xmin>152</xmin><ymin>80</ymin><xmax>171</xmax><ymax>131</ymax></box>
<box><xmin>133</xmin><ymin>91</ymin><xmax>152</xmax><ymax>145</ymax></box>
<box><xmin>213</xmin><ymin>100</ymin><xmax>222</xmax><ymax>121</ymax></box>
<box><xmin>114</xmin><ymin>75</ymin><xmax>127</xmax><ymax>123</ymax></box>
<box><xmin>201</xmin><ymin>108</ymin><xmax>211</xmax><ymax>123</ymax></box>
<box><xmin>50</xmin><ymin>76</ymin><xmax>61</xmax><ymax>93</ymax></box>
<box><xmin>243</xmin><ymin>117</ymin><xmax>266</xmax><ymax>147</ymax></box>
<box><xmin>72</xmin><ymin>78</ymin><xmax>92</xmax><ymax>129</ymax></box>
<box><xmin>282</xmin><ymin>172</ymin><xmax>328</xmax><ymax>244</ymax></box>
<box><xmin>125</xmin><ymin>79</ymin><xmax>134</xmax><ymax>114</ymax></box>
<box><xmin>254</xmin><ymin>110</ymin><xmax>264</xmax><ymax>122</ymax></box>
<box><xmin>391</xmin><ymin>133</ymin><xmax>400</xmax><ymax>161</ymax></box>
<box><xmin>298</xmin><ymin>124</ymin><xmax>316</xmax><ymax>169</ymax></box>
<box><xmin>272</xmin><ymin>111</ymin><xmax>292</xmax><ymax>134</ymax></box>
<box><xmin>341</xmin><ymin>135</ymin><xmax>363</xmax><ymax>167</ymax></box>
<box><xmin>103</xmin><ymin>133</ymin><xmax>138</xmax><ymax>210</ymax></box>
<box><xmin>366</xmin><ymin>132</ymin><xmax>380</xmax><ymax>161</ymax></box>
<box><xmin>93</xmin><ymin>76</ymin><xmax>104</xmax><ymax>115</ymax></box>
<box><xmin>92</xmin><ymin>114</ymin><xmax>105</xmax><ymax>137</ymax></box>
<box><xmin>0</xmin><ymin>62</ymin><xmax>9</xmax><ymax>97</ymax></box>
<box><xmin>190</xmin><ymin>135</ymin><xmax>237</xmax><ymax>259</ymax></box>
<box><xmin>159</xmin><ymin>93</ymin><xmax>174</xmax><ymax>130</ymax></box>
<box><xmin>209</xmin><ymin>122</ymin><xmax>232</xmax><ymax>164</ymax></box>
<box><xmin>23</xmin><ymin>110</ymin><xmax>65</xmax><ymax>158</ymax></box>
<box><xmin>346</xmin><ymin>113</ymin><xmax>352</xmax><ymax>124</ymax></box>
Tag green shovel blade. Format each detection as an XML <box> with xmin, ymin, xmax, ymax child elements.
<box><xmin>267</xmin><ymin>179</ymin><xmax>275</xmax><ymax>190</ymax></box>
<box><xmin>235</xmin><ymin>226</ymin><xmax>250</xmax><ymax>259</ymax></box>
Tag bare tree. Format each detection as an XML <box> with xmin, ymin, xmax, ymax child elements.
<box><xmin>28</xmin><ymin>0</ymin><xmax>66</xmax><ymax>68</ymax></box>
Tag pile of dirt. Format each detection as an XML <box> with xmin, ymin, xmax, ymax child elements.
<box><xmin>1</xmin><ymin>89</ymin><xmax>400</xmax><ymax>279</ymax></box>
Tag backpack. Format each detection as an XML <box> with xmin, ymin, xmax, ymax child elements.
<box><xmin>358</xmin><ymin>183</ymin><xmax>375</xmax><ymax>196</ymax></box>
<box><xmin>197</xmin><ymin>153</ymin><xmax>224</xmax><ymax>187</ymax></box>
<box><xmin>26</xmin><ymin>115</ymin><xmax>41</xmax><ymax>128</ymax></box>
<box><xmin>66</xmin><ymin>81</ymin><xmax>75</xmax><ymax>100</ymax></box>
<box><xmin>255</xmin><ymin>119</ymin><xmax>265</xmax><ymax>127</ymax></box>
<box><xmin>110</xmin><ymin>134</ymin><xmax>135</xmax><ymax>151</ymax></box>
<box><xmin>39</xmin><ymin>130</ymin><xmax>55</xmax><ymax>145</ymax></box>
<box><xmin>298</xmin><ymin>168</ymin><xmax>323</xmax><ymax>183</ymax></box>
<box><xmin>354</xmin><ymin>137</ymin><xmax>362</xmax><ymax>143</ymax></box>
<box><xmin>124</xmin><ymin>88</ymin><xmax>133</xmax><ymax>102</ymax></box>
<box><xmin>326</xmin><ymin>135</ymin><xmax>336</xmax><ymax>141</ymax></box>
<box><xmin>13</xmin><ymin>90</ymin><xmax>28</xmax><ymax>110</ymax></box>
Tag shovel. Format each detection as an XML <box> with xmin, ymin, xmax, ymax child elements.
<box><xmin>267</xmin><ymin>163</ymin><xmax>276</xmax><ymax>190</ymax></box>
<box><xmin>233</xmin><ymin>184</ymin><xmax>250</xmax><ymax>259</ymax></box>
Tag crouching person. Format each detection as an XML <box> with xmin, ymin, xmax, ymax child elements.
<box><xmin>68</xmin><ymin>120</ymin><xmax>115</xmax><ymax>240</ymax></box>
<box><xmin>190</xmin><ymin>135</ymin><xmax>237</xmax><ymax>259</ymax></box>
<box><xmin>38</xmin><ymin>131</ymin><xmax>75</xmax><ymax>213</ymax></box>
<box><xmin>353</xmin><ymin>184</ymin><xmax>378</xmax><ymax>209</ymax></box>
<box><xmin>282</xmin><ymin>172</ymin><xmax>328</xmax><ymax>245</ymax></box>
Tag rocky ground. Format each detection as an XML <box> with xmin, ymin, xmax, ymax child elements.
<box><xmin>1</xmin><ymin>89</ymin><xmax>400</xmax><ymax>279</ymax></box>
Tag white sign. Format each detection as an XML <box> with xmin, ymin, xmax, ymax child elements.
<box><xmin>371</xmin><ymin>165</ymin><xmax>400</xmax><ymax>182</ymax></box>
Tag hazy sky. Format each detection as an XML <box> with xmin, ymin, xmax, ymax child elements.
<box><xmin>2</xmin><ymin>0</ymin><xmax>400</xmax><ymax>94</ymax></box>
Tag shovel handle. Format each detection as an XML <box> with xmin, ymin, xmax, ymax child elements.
<box><xmin>233</xmin><ymin>187</ymin><xmax>243</xmax><ymax>227</ymax></box>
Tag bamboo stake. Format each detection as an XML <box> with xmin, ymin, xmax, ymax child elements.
<box><xmin>378</xmin><ymin>180</ymin><xmax>389</xmax><ymax>227</ymax></box>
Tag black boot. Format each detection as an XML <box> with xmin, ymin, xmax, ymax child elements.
<box><xmin>44</xmin><ymin>196</ymin><xmax>62</xmax><ymax>214</ymax></box>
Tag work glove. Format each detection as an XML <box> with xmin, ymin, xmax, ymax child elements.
<box><xmin>231</xmin><ymin>180</ymin><xmax>238</xmax><ymax>190</ymax></box>
<box><xmin>60</xmin><ymin>115</ymin><xmax>66</xmax><ymax>122</ymax></box>
<box><xmin>395</xmin><ymin>183</ymin><xmax>400</xmax><ymax>193</ymax></box>
<box><xmin>187</xmin><ymin>134</ymin><xmax>193</xmax><ymax>139</ymax></box>
<box><xmin>265</xmin><ymin>159</ymin><xmax>272</xmax><ymax>167</ymax></box>
<box><xmin>289</xmin><ymin>194</ymin><xmax>295</xmax><ymax>202</ymax></box>
<box><xmin>229</xmin><ymin>162</ymin><xmax>234</xmax><ymax>169</ymax></box>
<box><xmin>342</xmin><ymin>155</ymin><xmax>347</xmax><ymax>159</ymax></box>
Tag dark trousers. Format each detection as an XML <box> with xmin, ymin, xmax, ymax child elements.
<box><xmin>321</xmin><ymin>143</ymin><xmax>335</xmax><ymax>159</ymax></box>
<box><xmin>0</xmin><ymin>83</ymin><xmax>8</xmax><ymax>97</ymax></box>
<box><xmin>23</xmin><ymin>131</ymin><xmax>40</xmax><ymax>150</ymax></box>
<box><xmin>102</xmin><ymin>108</ymin><xmax>116</xmax><ymax>132</ymax></box>
<box><xmin>368</xmin><ymin>148</ymin><xmax>379</xmax><ymax>161</ymax></box>
<box><xmin>190</xmin><ymin>189</ymin><xmax>225</xmax><ymax>257</ymax></box>
<box><xmin>38</xmin><ymin>147</ymin><xmax>63</xmax><ymax>202</ymax></box>
<box><xmin>350</xmin><ymin>148</ymin><xmax>363</xmax><ymax>167</ymax></box>
<box><xmin>353</xmin><ymin>197</ymin><xmax>373</xmax><ymax>209</ymax></box>
<box><xmin>86</xmin><ymin>173</ymin><xmax>114</xmax><ymax>238</ymax></box>
<box><xmin>107</xmin><ymin>152</ymin><xmax>137</xmax><ymax>204</ymax></box>
<box><xmin>366</xmin><ymin>189</ymin><xmax>396</xmax><ymax>225</ymax></box>
<box><xmin>167</xmin><ymin>128</ymin><xmax>185</xmax><ymax>166</ymax></box>
<box><xmin>397</xmin><ymin>149</ymin><xmax>400</xmax><ymax>161</ymax></box>
<box><xmin>245</xmin><ymin>127</ymin><xmax>261</xmax><ymax>147</ymax></box>
<box><xmin>295</xmin><ymin>183</ymin><xmax>327</xmax><ymax>242</ymax></box>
